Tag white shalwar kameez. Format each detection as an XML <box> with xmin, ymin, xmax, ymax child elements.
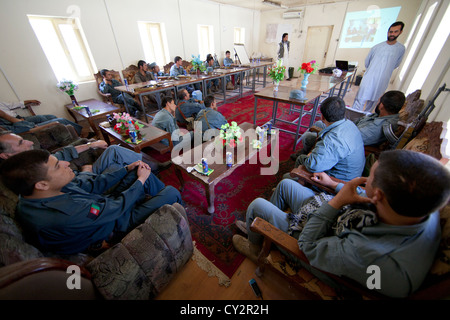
<box><xmin>353</xmin><ymin>41</ymin><xmax>405</xmax><ymax>112</ymax></box>
<box><xmin>281</xmin><ymin>42</ymin><xmax>289</xmax><ymax>79</ymax></box>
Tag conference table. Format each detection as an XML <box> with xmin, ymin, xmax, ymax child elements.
<box><xmin>115</xmin><ymin>63</ymin><xmax>275</xmax><ymax>122</ymax></box>
<box><xmin>253</xmin><ymin>71</ymin><xmax>354</xmax><ymax>151</ymax></box>
<box><xmin>172</xmin><ymin>122</ymin><xmax>277</xmax><ymax>214</ymax></box>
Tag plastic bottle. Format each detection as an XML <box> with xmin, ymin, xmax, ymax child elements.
<box><xmin>124</xmin><ymin>79</ymin><xmax>129</xmax><ymax>90</ymax></box>
<box><xmin>128</xmin><ymin>120</ymin><xmax>137</xmax><ymax>143</ymax></box>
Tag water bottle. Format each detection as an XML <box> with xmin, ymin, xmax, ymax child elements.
<box><xmin>85</xmin><ymin>106</ymin><xmax>92</xmax><ymax>117</ymax></box>
<box><xmin>226</xmin><ymin>152</ymin><xmax>233</xmax><ymax>168</ymax></box>
<box><xmin>124</xmin><ymin>79</ymin><xmax>129</xmax><ymax>90</ymax></box>
<box><xmin>201</xmin><ymin>158</ymin><xmax>208</xmax><ymax>174</ymax></box>
<box><xmin>128</xmin><ymin>120</ymin><xmax>137</xmax><ymax>143</ymax></box>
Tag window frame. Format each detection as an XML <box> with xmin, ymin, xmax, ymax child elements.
<box><xmin>234</xmin><ymin>27</ymin><xmax>245</xmax><ymax>45</ymax></box>
<box><xmin>28</xmin><ymin>15</ymin><xmax>96</xmax><ymax>82</ymax></box>
<box><xmin>197</xmin><ymin>24</ymin><xmax>214</xmax><ymax>60</ymax></box>
<box><xmin>138</xmin><ymin>21</ymin><xmax>170</xmax><ymax>66</ymax></box>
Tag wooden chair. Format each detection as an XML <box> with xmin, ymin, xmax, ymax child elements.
<box><xmin>163</xmin><ymin>62</ymin><xmax>174</xmax><ymax>75</ymax></box>
<box><xmin>250</xmin><ymin>124</ymin><xmax>449</xmax><ymax>299</ymax></box>
<box><xmin>122</xmin><ymin>64</ymin><xmax>139</xmax><ymax>85</ymax></box>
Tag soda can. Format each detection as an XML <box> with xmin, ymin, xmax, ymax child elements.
<box><xmin>201</xmin><ymin>158</ymin><xmax>208</xmax><ymax>174</ymax></box>
<box><xmin>258</xmin><ymin>130</ymin><xmax>264</xmax><ymax>143</ymax></box>
<box><xmin>129</xmin><ymin>130</ymin><xmax>137</xmax><ymax>144</ymax></box>
<box><xmin>226</xmin><ymin>152</ymin><xmax>233</xmax><ymax>168</ymax></box>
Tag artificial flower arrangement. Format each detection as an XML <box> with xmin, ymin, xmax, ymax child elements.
<box><xmin>112</xmin><ymin>112</ymin><xmax>144</xmax><ymax>137</ymax></box>
<box><xmin>220</xmin><ymin>121</ymin><xmax>243</xmax><ymax>148</ymax></box>
<box><xmin>57</xmin><ymin>79</ymin><xmax>79</xmax><ymax>96</ymax></box>
<box><xmin>298</xmin><ymin>60</ymin><xmax>319</xmax><ymax>74</ymax></box>
<box><xmin>267</xmin><ymin>59</ymin><xmax>286</xmax><ymax>83</ymax></box>
<box><xmin>190</xmin><ymin>54</ymin><xmax>207</xmax><ymax>73</ymax></box>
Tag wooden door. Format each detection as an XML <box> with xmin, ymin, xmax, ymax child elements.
<box><xmin>303</xmin><ymin>25</ymin><xmax>334</xmax><ymax>68</ymax></box>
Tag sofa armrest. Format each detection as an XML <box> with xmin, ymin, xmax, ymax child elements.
<box><xmin>0</xmin><ymin>257</ymin><xmax>100</xmax><ymax>300</ymax></box>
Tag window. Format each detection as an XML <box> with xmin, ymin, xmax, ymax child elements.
<box><xmin>406</xmin><ymin>2</ymin><xmax>449</xmax><ymax>94</ymax></box>
<box><xmin>198</xmin><ymin>25</ymin><xmax>214</xmax><ymax>60</ymax></box>
<box><xmin>138</xmin><ymin>22</ymin><xmax>170</xmax><ymax>66</ymax></box>
<box><xmin>28</xmin><ymin>15</ymin><xmax>97</xmax><ymax>82</ymax></box>
<box><xmin>234</xmin><ymin>27</ymin><xmax>245</xmax><ymax>44</ymax></box>
<box><xmin>398</xmin><ymin>2</ymin><xmax>438</xmax><ymax>81</ymax></box>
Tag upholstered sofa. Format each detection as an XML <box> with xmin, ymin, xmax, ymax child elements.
<box><xmin>0</xmin><ymin>123</ymin><xmax>193</xmax><ymax>299</ymax></box>
<box><xmin>0</xmin><ymin>179</ymin><xmax>193</xmax><ymax>299</ymax></box>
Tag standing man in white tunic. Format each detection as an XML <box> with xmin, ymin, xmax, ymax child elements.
<box><xmin>277</xmin><ymin>33</ymin><xmax>291</xmax><ymax>80</ymax></box>
<box><xmin>352</xmin><ymin>21</ymin><xmax>406</xmax><ymax>112</ymax></box>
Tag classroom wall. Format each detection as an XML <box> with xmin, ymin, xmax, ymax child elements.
<box><xmin>258</xmin><ymin>0</ymin><xmax>422</xmax><ymax>77</ymax></box>
<box><xmin>0</xmin><ymin>0</ymin><xmax>259</xmax><ymax>119</ymax></box>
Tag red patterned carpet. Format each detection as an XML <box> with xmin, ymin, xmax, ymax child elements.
<box><xmin>151</xmin><ymin>93</ymin><xmax>315</xmax><ymax>278</ymax></box>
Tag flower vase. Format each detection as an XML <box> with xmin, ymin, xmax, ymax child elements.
<box><xmin>301</xmin><ymin>74</ymin><xmax>310</xmax><ymax>89</ymax></box>
<box><xmin>273</xmin><ymin>80</ymin><xmax>280</xmax><ymax>93</ymax></box>
<box><xmin>69</xmin><ymin>95</ymin><xmax>78</xmax><ymax>105</ymax></box>
<box><xmin>196</xmin><ymin>69</ymin><xmax>201</xmax><ymax>78</ymax></box>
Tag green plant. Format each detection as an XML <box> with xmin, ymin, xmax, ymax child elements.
<box><xmin>191</xmin><ymin>54</ymin><xmax>207</xmax><ymax>72</ymax></box>
<box><xmin>267</xmin><ymin>59</ymin><xmax>286</xmax><ymax>83</ymax></box>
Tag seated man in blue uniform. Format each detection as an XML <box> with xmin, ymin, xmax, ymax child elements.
<box><xmin>205</xmin><ymin>55</ymin><xmax>219</xmax><ymax>95</ymax></box>
<box><xmin>175</xmin><ymin>89</ymin><xmax>205</xmax><ymax>126</ymax></box>
<box><xmin>353</xmin><ymin>90</ymin><xmax>405</xmax><ymax>146</ymax></box>
<box><xmin>148</xmin><ymin>62</ymin><xmax>168</xmax><ymax>79</ymax></box>
<box><xmin>152</xmin><ymin>95</ymin><xmax>192</xmax><ymax>147</ymax></box>
<box><xmin>0</xmin><ymin>132</ymin><xmax>171</xmax><ymax>175</ymax></box>
<box><xmin>99</xmin><ymin>69</ymin><xmax>141</xmax><ymax>118</ymax></box>
<box><xmin>170</xmin><ymin>56</ymin><xmax>195</xmax><ymax>94</ymax></box>
<box><xmin>0</xmin><ymin>100</ymin><xmax>82</xmax><ymax>135</ymax></box>
<box><xmin>0</xmin><ymin>149</ymin><xmax>183</xmax><ymax>255</ymax></box>
<box><xmin>233</xmin><ymin>149</ymin><xmax>450</xmax><ymax>298</ymax></box>
<box><xmin>293</xmin><ymin>91</ymin><xmax>406</xmax><ymax>160</ymax></box>
<box><xmin>291</xmin><ymin>96</ymin><xmax>365</xmax><ymax>181</ymax></box>
<box><xmin>194</xmin><ymin>95</ymin><xmax>228</xmax><ymax>136</ymax></box>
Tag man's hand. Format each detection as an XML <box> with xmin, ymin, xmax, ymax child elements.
<box><xmin>126</xmin><ymin>161</ymin><xmax>151</xmax><ymax>185</ymax></box>
<box><xmin>24</xmin><ymin>100</ymin><xmax>41</xmax><ymax>106</ymax></box>
<box><xmin>89</xmin><ymin>140</ymin><xmax>108</xmax><ymax>149</ymax></box>
<box><xmin>136</xmin><ymin>161</ymin><xmax>151</xmax><ymax>184</ymax></box>
<box><xmin>328</xmin><ymin>177</ymin><xmax>372</xmax><ymax>209</ymax></box>
<box><xmin>80</xmin><ymin>164</ymin><xmax>93</xmax><ymax>172</ymax></box>
<box><xmin>311</xmin><ymin>172</ymin><xmax>339</xmax><ymax>190</ymax></box>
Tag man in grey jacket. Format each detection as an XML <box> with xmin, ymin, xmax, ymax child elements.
<box><xmin>233</xmin><ymin>149</ymin><xmax>450</xmax><ymax>298</ymax></box>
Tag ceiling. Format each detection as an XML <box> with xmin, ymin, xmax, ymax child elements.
<box><xmin>207</xmin><ymin>0</ymin><xmax>353</xmax><ymax>11</ymax></box>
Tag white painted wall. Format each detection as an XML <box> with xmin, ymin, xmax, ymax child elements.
<box><xmin>0</xmin><ymin>0</ymin><xmax>447</xmax><ymax>124</ymax></box>
<box><xmin>0</xmin><ymin>0</ymin><xmax>259</xmax><ymax>119</ymax></box>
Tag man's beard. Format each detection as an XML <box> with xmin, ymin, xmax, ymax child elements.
<box><xmin>375</xmin><ymin>103</ymin><xmax>381</xmax><ymax>115</ymax></box>
<box><xmin>387</xmin><ymin>34</ymin><xmax>399</xmax><ymax>42</ymax></box>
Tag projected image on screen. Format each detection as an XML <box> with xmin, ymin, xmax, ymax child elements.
<box><xmin>340</xmin><ymin>6</ymin><xmax>401</xmax><ymax>48</ymax></box>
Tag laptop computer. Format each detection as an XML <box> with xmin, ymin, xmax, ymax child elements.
<box><xmin>335</xmin><ymin>60</ymin><xmax>349</xmax><ymax>71</ymax></box>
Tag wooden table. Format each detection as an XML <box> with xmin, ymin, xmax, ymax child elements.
<box><xmin>172</xmin><ymin>122</ymin><xmax>277</xmax><ymax>214</ymax></box>
<box><xmin>65</xmin><ymin>99</ymin><xmax>121</xmax><ymax>137</ymax></box>
<box><xmin>98</xmin><ymin>119</ymin><xmax>173</xmax><ymax>154</ymax></box>
<box><xmin>253</xmin><ymin>72</ymin><xmax>354</xmax><ymax>151</ymax></box>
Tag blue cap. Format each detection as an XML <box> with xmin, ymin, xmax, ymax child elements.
<box><xmin>289</xmin><ymin>89</ymin><xmax>305</xmax><ymax>100</ymax></box>
<box><xmin>192</xmin><ymin>90</ymin><xmax>203</xmax><ymax>101</ymax></box>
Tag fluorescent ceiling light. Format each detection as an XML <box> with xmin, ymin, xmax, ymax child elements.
<box><xmin>262</xmin><ymin>0</ymin><xmax>288</xmax><ymax>9</ymax></box>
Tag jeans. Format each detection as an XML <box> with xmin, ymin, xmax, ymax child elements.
<box><xmin>246</xmin><ymin>179</ymin><xmax>315</xmax><ymax>245</ymax></box>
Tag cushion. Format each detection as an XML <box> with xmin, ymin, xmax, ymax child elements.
<box><xmin>87</xmin><ymin>204</ymin><xmax>193</xmax><ymax>299</ymax></box>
